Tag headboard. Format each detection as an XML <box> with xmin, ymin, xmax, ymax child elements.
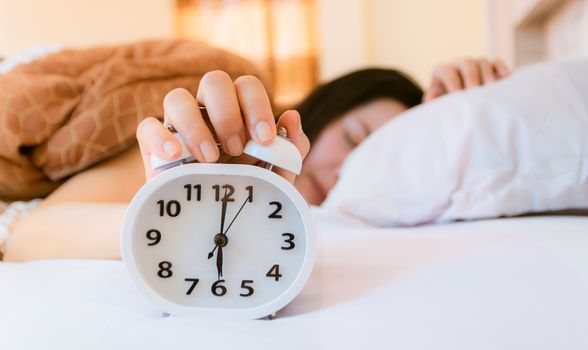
<box><xmin>488</xmin><ymin>0</ymin><xmax>588</xmax><ymax>67</ymax></box>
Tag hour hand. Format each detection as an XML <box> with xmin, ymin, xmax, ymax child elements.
<box><xmin>216</xmin><ymin>245</ymin><xmax>223</xmax><ymax>280</ymax></box>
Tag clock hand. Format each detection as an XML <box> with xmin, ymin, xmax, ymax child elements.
<box><xmin>208</xmin><ymin>246</ymin><xmax>217</xmax><ymax>260</ymax></box>
<box><xmin>219</xmin><ymin>186</ymin><xmax>229</xmax><ymax>234</ymax></box>
<box><xmin>216</xmin><ymin>244</ymin><xmax>223</xmax><ymax>280</ymax></box>
<box><xmin>207</xmin><ymin>194</ymin><xmax>249</xmax><ymax>259</ymax></box>
<box><xmin>208</xmin><ymin>187</ymin><xmax>230</xmax><ymax>260</ymax></box>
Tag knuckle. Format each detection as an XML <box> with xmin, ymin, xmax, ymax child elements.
<box><xmin>210</xmin><ymin>112</ymin><xmax>243</xmax><ymax>134</ymax></box>
<box><xmin>234</xmin><ymin>74</ymin><xmax>262</xmax><ymax>87</ymax></box>
<box><xmin>201</xmin><ymin>70</ymin><xmax>232</xmax><ymax>87</ymax></box>
<box><xmin>433</xmin><ymin>64</ymin><xmax>449</xmax><ymax>75</ymax></box>
<box><xmin>461</xmin><ymin>61</ymin><xmax>476</xmax><ymax>72</ymax></box>
<box><xmin>245</xmin><ymin>104</ymin><xmax>273</xmax><ymax>120</ymax></box>
<box><xmin>183</xmin><ymin>120</ymin><xmax>208</xmax><ymax>139</ymax></box>
<box><xmin>164</xmin><ymin>88</ymin><xmax>190</xmax><ymax>106</ymax></box>
<box><xmin>136</xmin><ymin>117</ymin><xmax>158</xmax><ymax>138</ymax></box>
<box><xmin>221</xmin><ymin>113</ymin><xmax>244</xmax><ymax>127</ymax></box>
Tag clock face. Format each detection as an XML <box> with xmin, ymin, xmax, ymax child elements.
<box><xmin>124</xmin><ymin>165</ymin><xmax>312</xmax><ymax>316</ymax></box>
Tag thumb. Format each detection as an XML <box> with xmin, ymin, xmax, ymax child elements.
<box><xmin>273</xmin><ymin>110</ymin><xmax>310</xmax><ymax>184</ymax></box>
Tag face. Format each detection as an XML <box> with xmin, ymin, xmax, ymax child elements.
<box><xmin>295</xmin><ymin>98</ymin><xmax>407</xmax><ymax>205</ymax></box>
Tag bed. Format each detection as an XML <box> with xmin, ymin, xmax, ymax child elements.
<box><xmin>1</xmin><ymin>211</ymin><xmax>587</xmax><ymax>349</ymax></box>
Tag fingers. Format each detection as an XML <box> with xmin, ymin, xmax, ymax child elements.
<box><xmin>196</xmin><ymin>70</ymin><xmax>245</xmax><ymax>156</ymax></box>
<box><xmin>273</xmin><ymin>110</ymin><xmax>310</xmax><ymax>184</ymax></box>
<box><xmin>479</xmin><ymin>58</ymin><xmax>496</xmax><ymax>84</ymax></box>
<box><xmin>423</xmin><ymin>65</ymin><xmax>461</xmax><ymax>102</ymax></box>
<box><xmin>493</xmin><ymin>58</ymin><xmax>510</xmax><ymax>78</ymax></box>
<box><xmin>163</xmin><ymin>88</ymin><xmax>220</xmax><ymax>163</ymax></box>
<box><xmin>425</xmin><ymin>57</ymin><xmax>511</xmax><ymax>102</ymax></box>
<box><xmin>136</xmin><ymin>116</ymin><xmax>180</xmax><ymax>179</ymax></box>
<box><xmin>455</xmin><ymin>58</ymin><xmax>481</xmax><ymax>88</ymax></box>
<box><xmin>138</xmin><ymin>71</ymin><xmax>306</xmax><ymax>186</ymax></box>
<box><xmin>234</xmin><ymin>75</ymin><xmax>277</xmax><ymax>146</ymax></box>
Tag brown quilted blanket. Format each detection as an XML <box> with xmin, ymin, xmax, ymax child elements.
<box><xmin>0</xmin><ymin>40</ymin><xmax>264</xmax><ymax>201</ymax></box>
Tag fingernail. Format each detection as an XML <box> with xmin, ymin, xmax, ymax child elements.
<box><xmin>226</xmin><ymin>134</ymin><xmax>243</xmax><ymax>155</ymax></box>
<box><xmin>200</xmin><ymin>140</ymin><xmax>219</xmax><ymax>162</ymax></box>
<box><xmin>162</xmin><ymin>140</ymin><xmax>178</xmax><ymax>158</ymax></box>
<box><xmin>255</xmin><ymin>121</ymin><xmax>274</xmax><ymax>143</ymax></box>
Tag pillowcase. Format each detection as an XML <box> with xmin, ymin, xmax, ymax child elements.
<box><xmin>321</xmin><ymin>60</ymin><xmax>588</xmax><ymax>226</ymax></box>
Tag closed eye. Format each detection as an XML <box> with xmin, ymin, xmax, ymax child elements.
<box><xmin>343</xmin><ymin>118</ymin><xmax>371</xmax><ymax>149</ymax></box>
<box><xmin>343</xmin><ymin>130</ymin><xmax>359</xmax><ymax>148</ymax></box>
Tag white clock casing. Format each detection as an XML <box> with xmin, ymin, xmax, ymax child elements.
<box><xmin>121</xmin><ymin>160</ymin><xmax>316</xmax><ymax>320</ymax></box>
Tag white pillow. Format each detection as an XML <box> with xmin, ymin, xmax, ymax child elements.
<box><xmin>322</xmin><ymin>60</ymin><xmax>588</xmax><ymax>226</ymax></box>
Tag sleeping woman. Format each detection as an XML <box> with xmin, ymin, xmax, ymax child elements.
<box><xmin>2</xmin><ymin>58</ymin><xmax>509</xmax><ymax>261</ymax></box>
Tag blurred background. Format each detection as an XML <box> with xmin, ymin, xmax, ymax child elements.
<box><xmin>0</xmin><ymin>0</ymin><xmax>586</xmax><ymax>107</ymax></box>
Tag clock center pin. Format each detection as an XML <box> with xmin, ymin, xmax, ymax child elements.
<box><xmin>213</xmin><ymin>233</ymin><xmax>228</xmax><ymax>247</ymax></box>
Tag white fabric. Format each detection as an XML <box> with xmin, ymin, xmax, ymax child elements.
<box><xmin>0</xmin><ymin>214</ymin><xmax>587</xmax><ymax>349</ymax></box>
<box><xmin>323</xmin><ymin>60</ymin><xmax>588</xmax><ymax>226</ymax></box>
<box><xmin>0</xmin><ymin>45</ymin><xmax>60</xmax><ymax>74</ymax></box>
<box><xmin>0</xmin><ymin>200</ymin><xmax>42</xmax><ymax>254</ymax></box>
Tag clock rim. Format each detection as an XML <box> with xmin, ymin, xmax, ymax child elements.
<box><xmin>121</xmin><ymin>163</ymin><xmax>316</xmax><ymax>320</ymax></box>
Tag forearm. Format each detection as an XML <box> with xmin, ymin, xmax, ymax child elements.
<box><xmin>3</xmin><ymin>203</ymin><xmax>126</xmax><ymax>261</ymax></box>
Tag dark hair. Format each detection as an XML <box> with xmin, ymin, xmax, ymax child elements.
<box><xmin>296</xmin><ymin>68</ymin><xmax>423</xmax><ymax>142</ymax></box>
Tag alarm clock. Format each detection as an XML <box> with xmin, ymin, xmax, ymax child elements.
<box><xmin>121</xmin><ymin>128</ymin><xmax>316</xmax><ymax>320</ymax></box>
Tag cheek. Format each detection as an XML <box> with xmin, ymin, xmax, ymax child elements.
<box><xmin>294</xmin><ymin>175</ymin><xmax>322</xmax><ymax>205</ymax></box>
<box><xmin>305</xmin><ymin>129</ymin><xmax>349</xmax><ymax>169</ymax></box>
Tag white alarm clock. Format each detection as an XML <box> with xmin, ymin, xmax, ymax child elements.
<box><xmin>121</xmin><ymin>128</ymin><xmax>315</xmax><ymax>320</ymax></box>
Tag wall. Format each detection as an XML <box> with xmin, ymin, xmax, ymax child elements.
<box><xmin>0</xmin><ymin>0</ymin><xmax>490</xmax><ymax>89</ymax></box>
<box><xmin>0</xmin><ymin>0</ymin><xmax>174</xmax><ymax>56</ymax></box>
<box><xmin>316</xmin><ymin>0</ymin><xmax>370</xmax><ymax>83</ymax></box>
<box><xmin>317</xmin><ymin>0</ymin><xmax>489</xmax><ymax>86</ymax></box>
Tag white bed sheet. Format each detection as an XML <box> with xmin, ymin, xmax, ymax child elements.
<box><xmin>0</xmin><ymin>213</ymin><xmax>587</xmax><ymax>350</ymax></box>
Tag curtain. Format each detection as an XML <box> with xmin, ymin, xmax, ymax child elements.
<box><xmin>176</xmin><ymin>0</ymin><xmax>318</xmax><ymax>110</ymax></box>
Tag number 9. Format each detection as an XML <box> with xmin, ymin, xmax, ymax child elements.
<box><xmin>146</xmin><ymin>229</ymin><xmax>162</xmax><ymax>246</ymax></box>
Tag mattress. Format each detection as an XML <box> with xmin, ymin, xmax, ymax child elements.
<box><xmin>0</xmin><ymin>212</ymin><xmax>587</xmax><ymax>349</ymax></box>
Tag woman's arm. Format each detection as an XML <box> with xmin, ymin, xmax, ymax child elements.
<box><xmin>3</xmin><ymin>145</ymin><xmax>145</xmax><ymax>261</ymax></box>
<box><xmin>4</xmin><ymin>203</ymin><xmax>127</xmax><ymax>261</ymax></box>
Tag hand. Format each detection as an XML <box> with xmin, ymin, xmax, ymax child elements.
<box><xmin>423</xmin><ymin>58</ymin><xmax>510</xmax><ymax>102</ymax></box>
<box><xmin>136</xmin><ymin>71</ymin><xmax>311</xmax><ymax>184</ymax></box>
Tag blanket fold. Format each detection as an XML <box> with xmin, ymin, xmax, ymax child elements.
<box><xmin>0</xmin><ymin>40</ymin><xmax>264</xmax><ymax>200</ymax></box>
